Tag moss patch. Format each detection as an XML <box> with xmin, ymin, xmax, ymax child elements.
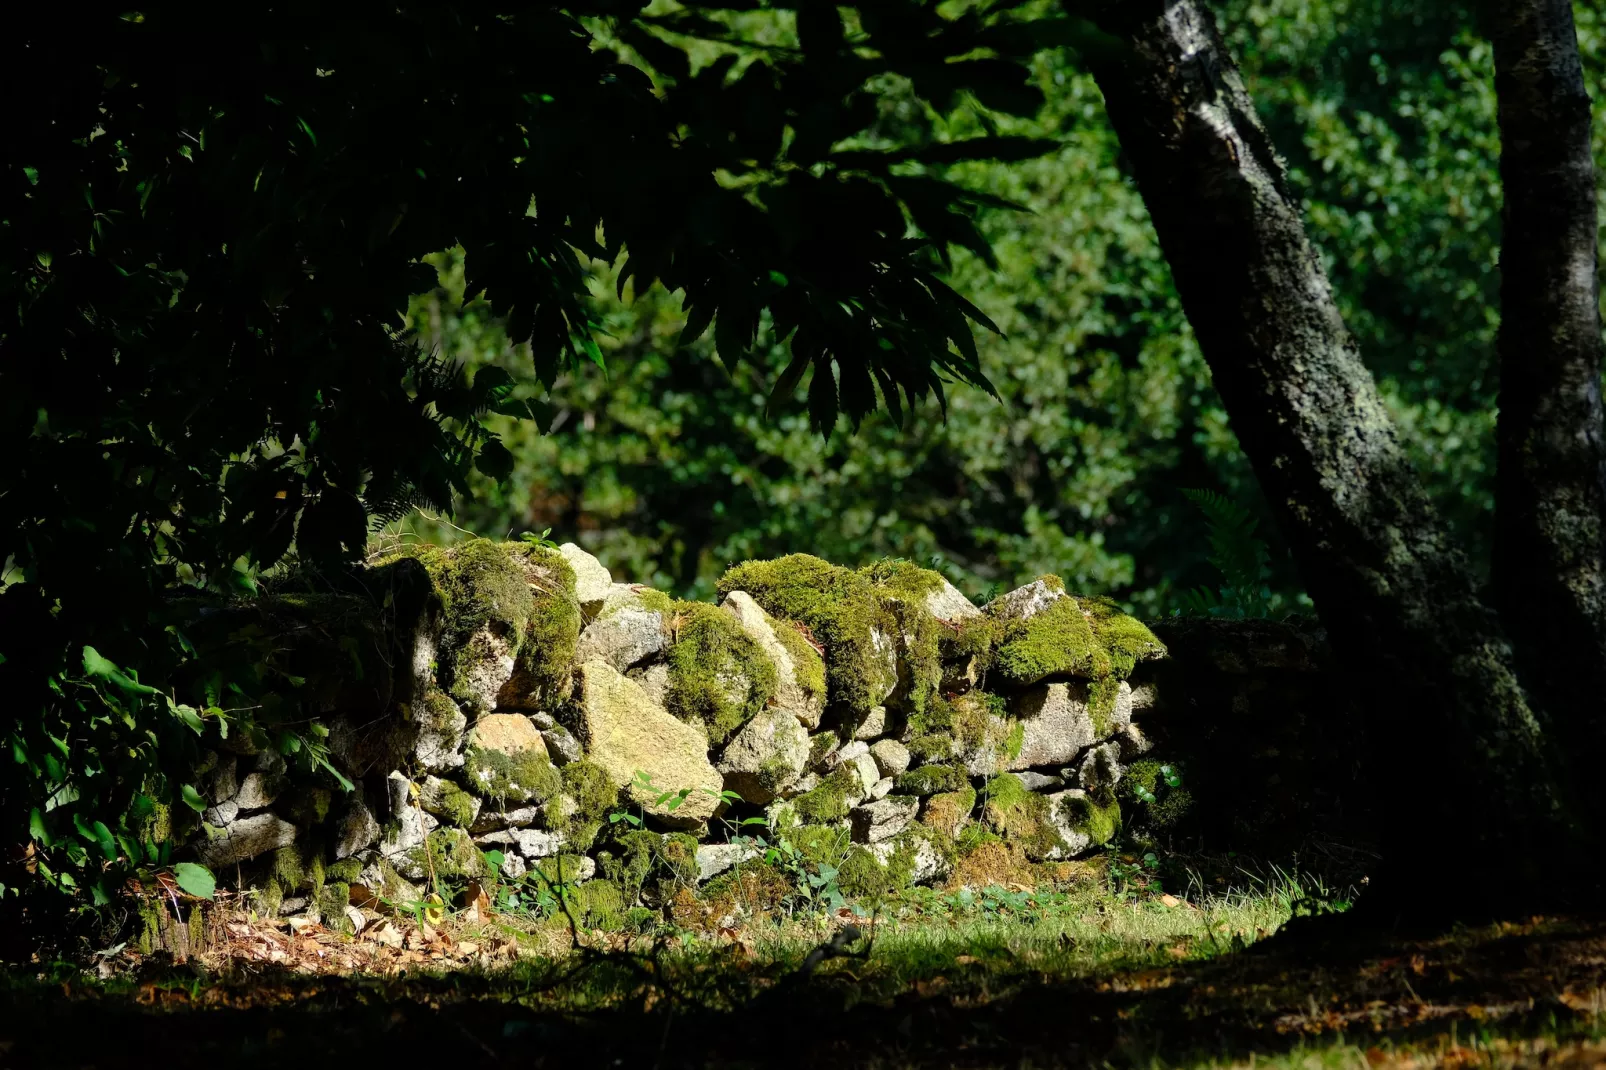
<box><xmin>1059</xmin><ymin>791</ymin><xmax>1122</xmax><ymax>847</ymax></box>
<box><xmin>406</xmin><ymin>827</ymin><xmax>491</xmax><ymax>883</ymax></box>
<box><xmin>920</xmin><ymin>785</ymin><xmax>977</xmax><ymax>838</ymax></box>
<box><xmin>771</xmin><ymin>616</ymin><xmax>828</xmax><ymax>708</ymax></box>
<box><xmin>791</xmin><ymin>766</ymin><xmax>859</xmax><ymax>824</ymax></box>
<box><xmin>718</xmin><ymin>554</ymin><xmax>895</xmax><ymax>714</ymax></box>
<box><xmin>316</xmin><ymin>882</ymin><xmax>352</xmax><ymax>933</ymax></box>
<box><xmin>895</xmin><ymin>764</ymin><xmax>968</xmax><ymax>796</ymax></box>
<box><xmin>506</xmin><ymin>542</ymin><xmax>582</xmax><ymax>700</ymax></box>
<box><xmin>464</xmin><ymin>744</ymin><xmax>562</xmax><ymax>805</ymax></box>
<box><xmin>991</xmin><ymin>596</ymin><xmax>1102</xmax><ymax>686</ymax></box>
<box><xmin>982</xmin><ymin>774</ymin><xmax>1067</xmax><ymax>861</ymax></box>
<box><xmin>860</xmin><ymin>559</ymin><xmax>946</xmax><ymax>715</ymax></box>
<box><xmin>663</xmin><ymin>601</ymin><xmax>778</xmax><ymax>746</ymax></box>
<box><xmin>417</xmin><ymin>540</ymin><xmax>534</xmax><ymax>708</ymax></box>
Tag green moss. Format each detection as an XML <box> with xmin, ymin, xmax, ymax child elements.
<box><xmin>807</xmin><ymin>730</ymin><xmax>840</xmax><ymax>769</ymax></box>
<box><xmin>271</xmin><ymin>844</ymin><xmax>308</xmax><ymax>891</ymax></box>
<box><xmin>1122</xmin><ymin>760</ymin><xmax>1192</xmax><ymax>829</ymax></box>
<box><xmin>1038</xmin><ymin>574</ymin><xmax>1066</xmax><ymax>593</ymax></box>
<box><xmin>561</xmin><ymin>760</ymin><xmax>618</xmax><ymax>820</ymax></box>
<box><xmin>422</xmin><ymin>779</ymin><xmax>479</xmax><ymax>828</ymax></box>
<box><xmin>307</xmin><ymin>852</ymin><xmax>327</xmax><ymax>896</ymax></box>
<box><xmin>837</xmin><ymin>845</ymin><xmax>899</xmax><ymax>900</ymax></box>
<box><xmin>791</xmin><ymin>766</ymin><xmax>857</xmax><ymax>823</ymax></box>
<box><xmin>325</xmin><ymin>857</ymin><xmax>363</xmax><ymax>884</ymax></box>
<box><xmin>1059</xmin><ymin>791</ymin><xmax>1121</xmax><ymax>847</ymax></box>
<box><xmin>406</xmin><ymin>827</ymin><xmax>491</xmax><ymax>882</ymax></box>
<box><xmin>569</xmin><ymin>879</ymin><xmax>626</xmax><ymax>931</ymax></box>
<box><xmin>920</xmin><ymin>785</ymin><xmax>977</xmax><ymax>837</ymax></box>
<box><xmin>780</xmin><ymin>823</ymin><xmax>851</xmax><ymax>869</ymax></box>
<box><xmin>770</xmin><ymin>615</ymin><xmax>828</xmax><ymax>708</ymax></box>
<box><xmin>624</xmin><ymin>906</ymin><xmax>659</xmax><ymax>932</ymax></box>
<box><xmin>1003</xmin><ymin>719</ymin><xmax>1026</xmax><ymax>761</ymax></box>
<box><xmin>506</xmin><ymin>543</ymin><xmax>581</xmax><ymax>698</ymax></box>
<box><xmin>660</xmin><ymin>832</ymin><xmax>701</xmax><ymax>888</ymax></box>
<box><xmin>427</xmin><ymin>539</ymin><xmax>535</xmax><ymax>708</ymax></box>
<box><xmin>906</xmin><ymin>733</ymin><xmax>953</xmax><ymax>764</ymax></box>
<box><xmin>906</xmin><ymin>692</ymin><xmax>994</xmax><ymax>759</ymax></box>
<box><xmin>860</xmin><ymin>559</ymin><xmax>946</xmax><ymax>714</ymax></box>
<box><xmin>420</xmin><ymin>687</ymin><xmax>462</xmax><ymax>732</ymax></box>
<box><xmin>982</xmin><ymin>774</ymin><xmax>1067</xmax><ymax>861</ymax></box>
<box><xmin>664</xmin><ymin>601</ymin><xmax>778</xmax><ymax>745</ymax></box>
<box><xmin>942</xmin><ymin>614</ymin><xmax>1000</xmax><ymax>671</ymax></box>
<box><xmin>317</xmin><ymin>882</ymin><xmax>352</xmax><ymax>934</ymax></box>
<box><xmin>596</xmin><ymin>829</ymin><xmax>699</xmax><ymax>902</ymax></box>
<box><xmin>279</xmin><ymin>786</ymin><xmax>333</xmax><ymax>826</ymax></box>
<box><xmin>464</xmin><ymin>744</ymin><xmax>562</xmax><ymax>804</ymax></box>
<box><xmin>1083</xmin><ymin>597</ymin><xmax>1166</xmax><ymax>676</ymax></box>
<box><xmin>258</xmin><ymin>879</ymin><xmax>285</xmax><ymax>917</ymax></box>
<box><xmin>992</xmin><ymin>597</ymin><xmax>1103</xmax><ymax>686</ymax></box>
<box><xmin>895</xmin><ymin>764</ymin><xmax>968</xmax><ymax>796</ymax></box>
<box><xmin>718</xmin><ymin>554</ymin><xmax>895</xmax><ymax>714</ymax></box>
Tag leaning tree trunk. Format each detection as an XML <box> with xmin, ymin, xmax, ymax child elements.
<box><xmin>1486</xmin><ymin>0</ymin><xmax>1606</xmax><ymax>806</ymax></box>
<box><xmin>1081</xmin><ymin>0</ymin><xmax>1590</xmax><ymax>905</ymax></box>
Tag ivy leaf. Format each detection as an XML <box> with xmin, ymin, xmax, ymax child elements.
<box><xmin>172</xmin><ymin>862</ymin><xmax>216</xmax><ymax>900</ymax></box>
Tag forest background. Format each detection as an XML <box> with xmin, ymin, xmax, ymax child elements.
<box><xmin>400</xmin><ymin>0</ymin><xmax>1606</xmax><ymax>615</ymax></box>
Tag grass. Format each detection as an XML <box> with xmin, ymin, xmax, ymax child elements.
<box><xmin>4</xmin><ymin>857</ymin><xmax>1604</xmax><ymax>1069</ymax></box>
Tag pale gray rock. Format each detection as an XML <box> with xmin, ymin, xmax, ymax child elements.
<box><xmin>418</xmin><ymin>775</ymin><xmax>482</xmax><ymax>827</ymax></box>
<box><xmin>254</xmin><ymin>748</ymin><xmax>288</xmax><ymax>776</ymax></box>
<box><xmin>203</xmin><ymin>802</ymin><xmax>238</xmax><ymax>827</ymax></box>
<box><xmin>869</xmin><ymin>777</ymin><xmax>894</xmax><ymax>801</ymax></box>
<box><xmin>696</xmin><ymin>843</ymin><xmax>761</xmax><ymax>882</ymax></box>
<box><xmin>575</xmin><ymin>589</ymin><xmax>669</xmax><ymax>671</ymax></box>
<box><xmin>208</xmin><ymin>755</ymin><xmax>239</xmax><ymax>804</ymax></box>
<box><xmin>541</xmin><ymin>725</ymin><xmax>584</xmax><ymax>766</ymax></box>
<box><xmin>849</xmin><ymin>795</ymin><xmax>919</xmax><ymax>843</ymax></box>
<box><xmin>628</xmin><ymin>662</ymin><xmax>671</xmax><ymax>707</ymax></box>
<box><xmin>869</xmin><ymin>739</ymin><xmax>911</xmax><ymax>779</ymax></box>
<box><xmin>1075</xmin><ymin>742</ymin><xmax>1125</xmax><ymax>793</ymax></box>
<box><xmin>232</xmin><ymin>771</ymin><xmax>285</xmax><ymax>812</ymax></box>
<box><xmin>475</xmin><ymin>827</ymin><xmax>566</xmax><ymax>859</ymax></box>
<box><xmin>926</xmin><ymin>578</ymin><xmax>982</xmax><ymax>622</ymax></box>
<box><xmin>412</xmin><ymin>690</ymin><xmax>468</xmax><ymax>773</ymax></box>
<box><xmin>498</xmin><ymin>852</ymin><xmax>528</xmax><ymax>880</ymax></box>
<box><xmin>868</xmin><ymin>626</ymin><xmax>900</xmax><ymax>706</ymax></box>
<box><xmin>333</xmin><ymin>797</ymin><xmax>381</xmax><ymax>860</ymax></box>
<box><xmin>470</xmin><ymin>806</ymin><xmax>541</xmax><ymax>835</ymax></box>
<box><xmin>1008</xmin><ymin>681</ymin><xmax>1099</xmax><ymax>770</ymax></box>
<box><xmin>721</xmin><ymin>591</ymin><xmax>826</xmax><ymax>729</ymax></box>
<box><xmin>826</xmin><ymin>740</ymin><xmax>870</xmax><ymax>770</ymax></box>
<box><xmin>560</xmin><ymin>543</ymin><xmax>615</xmax><ymax>617</ymax></box>
<box><xmin>1115</xmin><ymin>722</ymin><xmax>1153</xmax><ymax>760</ymax></box>
<box><xmin>848</xmin><ymin>753</ymin><xmax>882</xmax><ymax>802</ymax></box>
<box><xmin>530</xmin><ymin>711</ymin><xmax>558</xmax><ymax>730</ymax></box>
<box><xmin>718</xmin><ymin>705</ymin><xmax>810</xmax><ymax>805</ymax></box>
<box><xmin>453</xmin><ymin>627</ymin><xmax>518</xmax><ymax>717</ymax></box>
<box><xmin>196</xmin><ymin>813</ymin><xmax>298</xmax><ymax>867</ymax></box>
<box><xmin>867</xmin><ymin>832</ymin><xmax>950</xmax><ymax>884</ymax></box>
<box><xmin>853</xmin><ymin>705</ymin><xmax>889</xmax><ymax>742</ymax></box>
<box><xmin>1044</xmin><ymin>789</ymin><xmax>1098</xmax><ymax>860</ymax></box>
<box><xmin>378</xmin><ymin>772</ymin><xmax>437</xmax><ymax>857</ymax></box>
<box><xmin>984</xmin><ymin>577</ymin><xmax>1066</xmax><ymax>623</ymax></box>
<box><xmin>1013</xmin><ymin>771</ymin><xmax>1064</xmax><ymax>793</ymax></box>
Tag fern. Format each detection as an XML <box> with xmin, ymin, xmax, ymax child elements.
<box><xmin>1181</xmin><ymin>488</ymin><xmax>1271</xmax><ymax>618</ymax></box>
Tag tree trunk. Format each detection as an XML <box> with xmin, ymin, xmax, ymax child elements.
<box><xmin>1081</xmin><ymin>0</ymin><xmax>1590</xmax><ymax>903</ymax></box>
<box><xmin>1486</xmin><ymin>0</ymin><xmax>1606</xmax><ymax>799</ymax></box>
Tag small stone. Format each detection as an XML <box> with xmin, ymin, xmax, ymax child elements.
<box><xmin>232</xmin><ymin>772</ymin><xmax>285</xmax><ymax>811</ymax></box>
<box><xmin>280</xmin><ymin>897</ymin><xmax>308</xmax><ymax>915</ymax></box>
<box><xmin>1044</xmin><ymin>789</ymin><xmax>1098</xmax><ymax>859</ymax></box>
<box><xmin>629</xmin><ymin>662</ymin><xmax>671</xmax><ymax>706</ymax></box>
<box><xmin>695</xmin><ymin>843</ymin><xmax>760</xmax><ymax>882</ymax></box>
<box><xmin>1075</xmin><ymin>742</ymin><xmax>1124</xmax><ymax>793</ymax></box>
<box><xmin>1115</xmin><ymin>722</ymin><xmax>1153</xmax><ymax>759</ymax></box>
<box><xmin>469</xmin><ymin>713</ymin><xmax>548</xmax><ymax>757</ymax></box>
<box><xmin>1013</xmin><ymin>771</ymin><xmax>1063</xmax><ymax>793</ymax></box>
<box><xmin>575</xmin><ymin>589</ymin><xmax>669</xmax><ymax>671</ymax></box>
<box><xmin>541</xmin><ymin>726</ymin><xmax>584</xmax><ymax>766</ymax></box>
<box><xmin>869</xmin><ymin>739</ymin><xmax>911</xmax><ymax>779</ymax></box>
<box><xmin>529</xmin><ymin>712</ymin><xmax>558</xmax><ymax>730</ymax></box>
<box><xmin>203</xmin><ymin>801</ymin><xmax>238</xmax><ymax>827</ymax></box>
<box><xmin>470</xmin><ymin>806</ymin><xmax>540</xmax><ymax>835</ymax></box>
<box><xmin>984</xmin><ymin>578</ymin><xmax>1066</xmax><ymax>623</ymax></box>
<box><xmin>560</xmin><ymin>543</ymin><xmax>614</xmax><ymax>616</ymax></box>
<box><xmin>849</xmin><ymin>796</ymin><xmax>919</xmax><ymax>843</ymax></box>
<box><xmin>827</xmin><ymin>740</ymin><xmax>870</xmax><ymax>770</ymax></box>
<box><xmin>848</xmin><ymin>753</ymin><xmax>881</xmax><ymax>803</ymax></box>
<box><xmin>869</xmin><ymin>777</ymin><xmax>894</xmax><ymax>801</ymax></box>
<box><xmin>344</xmin><ymin>905</ymin><xmax>367</xmax><ymax>933</ymax></box>
<box><xmin>868</xmin><ymin>833</ymin><xmax>950</xmax><ymax>884</ymax></box>
<box><xmin>412</xmin><ymin>690</ymin><xmax>468</xmax><ymax>774</ymax></box>
<box><xmin>254</xmin><ymin>749</ymin><xmax>288</xmax><ymax>776</ymax></box>
<box><xmin>852</xmin><ymin>706</ymin><xmax>889</xmax><ymax>742</ymax></box>
<box><xmin>718</xmin><ymin>705</ymin><xmax>810</xmax><ymax>805</ymax></box>
<box><xmin>476</xmin><ymin>828</ymin><xmax>566</xmax><ymax>859</ymax></box>
<box><xmin>498</xmin><ymin>852</ymin><xmax>528</xmax><ymax>880</ymax></box>
<box><xmin>196</xmin><ymin>813</ymin><xmax>298</xmax><ymax>867</ymax></box>
<box><xmin>453</xmin><ymin>627</ymin><xmax>517</xmax><ymax>717</ymax></box>
<box><xmin>333</xmin><ymin>797</ymin><xmax>381</xmax><ymax>860</ymax></box>
<box><xmin>419</xmin><ymin>775</ymin><xmax>482</xmax><ymax>828</ymax></box>
<box><xmin>208</xmin><ymin>755</ymin><xmax>239</xmax><ymax>804</ymax></box>
<box><xmin>926</xmin><ymin>579</ymin><xmax>982</xmax><ymax>622</ymax></box>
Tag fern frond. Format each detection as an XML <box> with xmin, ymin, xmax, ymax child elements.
<box><xmin>1182</xmin><ymin>488</ymin><xmax>1272</xmax><ymax>617</ymax></box>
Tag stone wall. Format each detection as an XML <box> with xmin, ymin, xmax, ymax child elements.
<box><xmin>180</xmin><ymin>541</ymin><xmax>1358</xmax><ymax>929</ymax></box>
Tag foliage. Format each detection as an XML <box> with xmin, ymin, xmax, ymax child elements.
<box><xmin>1</xmin><ymin>3</ymin><xmax>1073</xmax><ymax>901</ymax></box>
<box><xmin>1177</xmin><ymin>489</ymin><xmax>1272</xmax><ymax>618</ymax></box>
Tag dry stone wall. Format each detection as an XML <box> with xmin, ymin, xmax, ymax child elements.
<box><xmin>182</xmin><ymin>540</ymin><xmax>1342</xmax><ymax>929</ymax></box>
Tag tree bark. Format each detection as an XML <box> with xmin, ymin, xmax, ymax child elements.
<box><xmin>1486</xmin><ymin>0</ymin><xmax>1606</xmax><ymax>796</ymax></box>
<box><xmin>1081</xmin><ymin>0</ymin><xmax>1589</xmax><ymax>902</ymax></box>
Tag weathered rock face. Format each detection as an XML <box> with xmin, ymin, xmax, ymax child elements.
<box><xmin>985</xmin><ymin>577</ymin><xmax>1066</xmax><ymax>623</ymax></box>
<box><xmin>197</xmin><ymin>813</ymin><xmax>298</xmax><ymax>868</ymax></box>
<box><xmin>717</xmin><ymin>705</ymin><xmax>810</xmax><ymax>805</ymax></box>
<box><xmin>463</xmin><ymin>713</ymin><xmax>558</xmax><ymax>804</ymax></box>
<box><xmin>850</xmin><ymin>795</ymin><xmax>919</xmax><ymax>843</ymax></box>
<box><xmin>721</xmin><ymin>591</ymin><xmax>827</xmax><ymax>729</ymax></box>
<box><xmin>561</xmin><ymin>543</ymin><xmax>614</xmax><ymax>617</ymax></box>
<box><xmin>574</xmin><ymin>659</ymin><xmax>722</xmax><ymax>827</ymax></box>
<box><xmin>575</xmin><ymin>588</ymin><xmax>669</xmax><ymax>671</ymax></box>
<box><xmin>926</xmin><ymin>579</ymin><xmax>982</xmax><ymax>623</ymax></box>
<box><xmin>1008</xmin><ymin>681</ymin><xmax>1100</xmax><ymax>770</ymax></box>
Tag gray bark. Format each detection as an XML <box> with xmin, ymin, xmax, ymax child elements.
<box><xmin>1487</xmin><ymin>0</ymin><xmax>1606</xmax><ymax>787</ymax></box>
<box><xmin>1081</xmin><ymin>0</ymin><xmax>1585</xmax><ymax>897</ymax></box>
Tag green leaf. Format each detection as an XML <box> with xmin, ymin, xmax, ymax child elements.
<box><xmin>180</xmin><ymin>783</ymin><xmax>207</xmax><ymax>813</ymax></box>
<box><xmin>173</xmin><ymin>703</ymin><xmax>205</xmax><ymax>735</ymax></box>
<box><xmin>172</xmin><ymin>862</ymin><xmax>216</xmax><ymax>900</ymax></box>
<box><xmin>475</xmin><ymin>438</ymin><xmax>515</xmax><ymax>481</ymax></box>
<box><xmin>28</xmin><ymin>808</ymin><xmax>51</xmax><ymax>846</ymax></box>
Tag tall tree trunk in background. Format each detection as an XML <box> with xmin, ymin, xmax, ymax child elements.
<box><xmin>1486</xmin><ymin>0</ymin><xmax>1606</xmax><ymax>809</ymax></box>
<box><xmin>1081</xmin><ymin>0</ymin><xmax>1590</xmax><ymax>904</ymax></box>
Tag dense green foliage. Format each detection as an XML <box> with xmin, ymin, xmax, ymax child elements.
<box><xmin>400</xmin><ymin>0</ymin><xmax>1606</xmax><ymax>613</ymax></box>
<box><xmin>0</xmin><ymin>2</ymin><xmax>1078</xmax><ymax>901</ymax></box>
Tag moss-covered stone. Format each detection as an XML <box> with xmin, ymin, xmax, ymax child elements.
<box><xmin>1058</xmin><ymin>790</ymin><xmax>1121</xmax><ymax>847</ymax></box>
<box><xmin>779</xmin><ymin>822</ymin><xmax>851</xmax><ymax>869</ymax></box>
<box><xmin>501</xmin><ymin>542</ymin><xmax>582</xmax><ymax>705</ymax></box>
<box><xmin>596</xmin><ymin>829</ymin><xmax>700</xmax><ymax>903</ymax></box>
<box><xmin>717</xmin><ymin>554</ymin><xmax>896</xmax><ymax>714</ymax></box>
<box><xmin>317</xmin><ymin>881</ymin><xmax>353</xmax><ymax>933</ymax></box>
<box><xmin>920</xmin><ymin>785</ymin><xmax>977</xmax><ymax>839</ymax></box>
<box><xmin>423</xmin><ymin>539</ymin><xmax>536</xmax><ymax>714</ymax></box>
<box><xmin>561</xmin><ymin>760</ymin><xmax>618</xmax><ymax>821</ymax></box>
<box><xmin>464</xmin><ymin>740</ymin><xmax>562</xmax><ymax>805</ymax></box>
<box><xmin>791</xmin><ymin>765</ymin><xmax>858</xmax><ymax>823</ymax></box>
<box><xmin>807</xmin><ymin>730</ymin><xmax>841</xmax><ymax>770</ymax></box>
<box><xmin>992</xmin><ymin>597</ymin><xmax>1102</xmax><ymax>686</ymax></box>
<box><xmin>982</xmin><ymin>774</ymin><xmax>1067</xmax><ymax>861</ymax></box>
<box><xmin>325</xmin><ymin>857</ymin><xmax>363</xmax><ymax>884</ymax></box>
<box><xmin>404</xmin><ymin>827</ymin><xmax>491</xmax><ymax>883</ymax></box>
<box><xmin>860</xmin><ymin>559</ymin><xmax>947</xmax><ymax>715</ymax></box>
<box><xmin>568</xmin><ymin>878</ymin><xmax>625</xmax><ymax>931</ymax></box>
<box><xmin>770</xmin><ymin>615</ymin><xmax>828</xmax><ymax>711</ymax></box>
<box><xmin>420</xmin><ymin>778</ymin><xmax>479</xmax><ymax>828</ymax></box>
<box><xmin>894</xmin><ymin>764</ymin><xmax>968</xmax><ymax>796</ymax></box>
<box><xmin>663</xmin><ymin>601</ymin><xmax>778</xmax><ymax>745</ymax></box>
